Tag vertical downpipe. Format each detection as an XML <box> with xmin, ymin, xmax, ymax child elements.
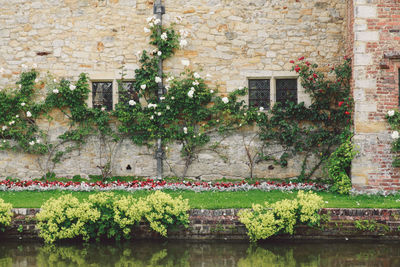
<box><xmin>154</xmin><ymin>0</ymin><xmax>165</xmax><ymax>180</ymax></box>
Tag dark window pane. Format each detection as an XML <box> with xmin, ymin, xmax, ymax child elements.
<box><xmin>276</xmin><ymin>79</ymin><xmax>297</xmax><ymax>106</ymax></box>
<box><xmin>248</xmin><ymin>79</ymin><xmax>270</xmax><ymax>109</ymax></box>
<box><xmin>92</xmin><ymin>82</ymin><xmax>113</xmax><ymax>111</ymax></box>
<box><xmin>118</xmin><ymin>81</ymin><xmax>139</xmax><ymax>105</ymax></box>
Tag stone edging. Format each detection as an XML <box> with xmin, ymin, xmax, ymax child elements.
<box><xmin>1</xmin><ymin>208</ymin><xmax>400</xmax><ymax>241</ymax></box>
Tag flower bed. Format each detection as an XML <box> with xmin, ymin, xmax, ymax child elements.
<box><xmin>0</xmin><ymin>179</ymin><xmax>328</xmax><ymax>192</ymax></box>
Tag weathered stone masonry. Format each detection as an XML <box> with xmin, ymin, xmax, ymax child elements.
<box><xmin>0</xmin><ymin>0</ymin><xmax>348</xmax><ymax>179</ymax></box>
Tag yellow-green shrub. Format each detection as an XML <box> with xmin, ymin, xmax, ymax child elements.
<box><xmin>140</xmin><ymin>191</ymin><xmax>190</xmax><ymax>237</ymax></box>
<box><xmin>0</xmin><ymin>198</ymin><xmax>13</xmax><ymax>232</ymax></box>
<box><xmin>238</xmin><ymin>191</ymin><xmax>324</xmax><ymax>242</ymax></box>
<box><xmin>36</xmin><ymin>195</ymin><xmax>100</xmax><ymax>243</ymax></box>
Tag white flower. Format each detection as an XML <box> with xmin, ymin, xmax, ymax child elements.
<box><xmin>157</xmin><ymin>51</ymin><xmax>162</xmax><ymax>56</ymax></box>
<box><xmin>179</xmin><ymin>29</ymin><xmax>189</xmax><ymax>37</ymax></box>
<box><xmin>160</xmin><ymin>96</ymin><xmax>165</xmax><ymax>101</ymax></box>
<box><xmin>36</xmin><ymin>139</ymin><xmax>41</xmax><ymax>144</ymax></box>
<box><xmin>194</xmin><ymin>72</ymin><xmax>201</xmax><ymax>79</ymax></box>
<box><xmin>206</xmin><ymin>73</ymin><xmax>212</xmax><ymax>78</ymax></box>
<box><xmin>259</xmin><ymin>107</ymin><xmax>264</xmax><ymax>112</ymax></box>
<box><xmin>175</xmin><ymin>16</ymin><xmax>183</xmax><ymax>24</ymax></box>
<box><xmin>9</xmin><ymin>121</ymin><xmax>15</xmax><ymax>125</ymax></box>
<box><xmin>21</xmin><ymin>102</ymin><xmax>25</xmax><ymax>106</ymax></box>
<box><xmin>188</xmin><ymin>90</ymin><xmax>194</xmax><ymax>98</ymax></box>
<box><xmin>210</xmin><ymin>90</ymin><xmax>214</xmax><ymax>93</ymax></box>
<box><xmin>392</xmin><ymin>131</ymin><xmax>399</xmax><ymax>139</ymax></box>
<box><xmin>244</xmin><ymin>113</ymin><xmax>247</xmax><ymax>116</ymax></box>
<box><xmin>150</xmin><ymin>115</ymin><xmax>154</xmax><ymax>120</ymax></box>
<box><xmin>161</xmin><ymin>32</ymin><xmax>168</xmax><ymax>40</ymax></box>
<box><xmin>141</xmin><ymin>84</ymin><xmax>147</xmax><ymax>90</ymax></box>
<box><xmin>53</xmin><ymin>89</ymin><xmax>59</xmax><ymax>94</ymax></box>
<box><xmin>129</xmin><ymin>100</ymin><xmax>136</xmax><ymax>106</ymax></box>
<box><xmin>146</xmin><ymin>16</ymin><xmax>155</xmax><ymax>23</ymax></box>
<box><xmin>154</xmin><ymin>18</ymin><xmax>161</xmax><ymax>25</ymax></box>
<box><xmin>166</xmin><ymin>105</ymin><xmax>170</xmax><ymax>110</ymax></box>
<box><xmin>2</xmin><ymin>126</ymin><xmax>7</xmax><ymax>131</ymax></box>
<box><xmin>29</xmin><ymin>141</ymin><xmax>35</xmax><ymax>146</ymax></box>
<box><xmin>32</xmin><ymin>63</ymin><xmax>37</xmax><ymax>68</ymax></box>
<box><xmin>144</xmin><ymin>27</ymin><xmax>150</xmax><ymax>33</ymax></box>
<box><xmin>183</xmin><ymin>127</ymin><xmax>188</xmax><ymax>134</ymax></box>
<box><xmin>34</xmin><ymin>78</ymin><xmax>39</xmax><ymax>83</ymax></box>
<box><xmin>0</xmin><ymin>67</ymin><xmax>4</xmax><ymax>73</ymax></box>
<box><xmin>148</xmin><ymin>103</ymin><xmax>157</xmax><ymax>108</ymax></box>
<box><xmin>26</xmin><ymin>111</ymin><xmax>32</xmax><ymax>117</ymax></box>
<box><xmin>388</xmin><ymin>110</ymin><xmax>395</xmax><ymax>117</ymax></box>
<box><xmin>171</xmin><ymin>96</ymin><xmax>175</xmax><ymax>100</ymax></box>
<box><xmin>238</xmin><ymin>86</ymin><xmax>244</xmax><ymax>90</ymax></box>
<box><xmin>18</xmin><ymin>84</ymin><xmax>22</xmax><ymax>89</ymax></box>
<box><xmin>190</xmin><ymin>87</ymin><xmax>195</xmax><ymax>91</ymax></box>
<box><xmin>166</xmin><ymin>76</ymin><xmax>174</xmax><ymax>82</ymax></box>
<box><xmin>180</xmin><ymin>39</ymin><xmax>188</xmax><ymax>47</ymax></box>
<box><xmin>53</xmin><ymin>79</ymin><xmax>57</xmax><ymax>83</ymax></box>
<box><xmin>157</xmin><ymin>112</ymin><xmax>162</xmax><ymax>116</ymax></box>
<box><xmin>148</xmin><ymin>22</ymin><xmax>154</xmax><ymax>27</ymax></box>
<box><xmin>136</xmin><ymin>51</ymin><xmax>141</xmax><ymax>57</ymax></box>
<box><xmin>193</xmin><ymin>80</ymin><xmax>199</xmax><ymax>86</ymax></box>
<box><xmin>181</xmin><ymin>59</ymin><xmax>190</xmax><ymax>66</ymax></box>
<box><xmin>21</xmin><ymin>64</ymin><xmax>28</xmax><ymax>70</ymax></box>
<box><xmin>15</xmin><ymin>115</ymin><xmax>19</xmax><ymax>118</ymax></box>
<box><xmin>69</xmin><ymin>84</ymin><xmax>76</xmax><ymax>91</ymax></box>
<box><xmin>222</xmin><ymin>97</ymin><xmax>229</xmax><ymax>104</ymax></box>
<box><xmin>165</xmin><ymin>85</ymin><xmax>170</xmax><ymax>90</ymax></box>
<box><xmin>155</xmin><ymin>76</ymin><xmax>162</xmax><ymax>83</ymax></box>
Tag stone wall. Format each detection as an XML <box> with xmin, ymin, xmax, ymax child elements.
<box><xmin>351</xmin><ymin>0</ymin><xmax>400</xmax><ymax>191</ymax></box>
<box><xmin>0</xmin><ymin>0</ymin><xmax>347</xmax><ymax>179</ymax></box>
<box><xmin>2</xmin><ymin>208</ymin><xmax>400</xmax><ymax>241</ymax></box>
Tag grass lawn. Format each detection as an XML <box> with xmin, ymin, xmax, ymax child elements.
<box><xmin>1</xmin><ymin>190</ymin><xmax>400</xmax><ymax>209</ymax></box>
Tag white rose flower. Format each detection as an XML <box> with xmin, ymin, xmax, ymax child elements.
<box><xmin>259</xmin><ymin>107</ymin><xmax>264</xmax><ymax>112</ymax></box>
<box><xmin>155</xmin><ymin>76</ymin><xmax>162</xmax><ymax>83</ymax></box>
<box><xmin>141</xmin><ymin>84</ymin><xmax>147</xmax><ymax>90</ymax></box>
<box><xmin>35</xmin><ymin>78</ymin><xmax>39</xmax><ymax>83</ymax></box>
<box><xmin>15</xmin><ymin>115</ymin><xmax>19</xmax><ymax>118</ymax></box>
<box><xmin>157</xmin><ymin>112</ymin><xmax>162</xmax><ymax>116</ymax></box>
<box><xmin>148</xmin><ymin>103</ymin><xmax>157</xmax><ymax>108</ymax></box>
<box><xmin>222</xmin><ymin>97</ymin><xmax>229</xmax><ymax>104</ymax></box>
<box><xmin>210</xmin><ymin>90</ymin><xmax>214</xmax><ymax>93</ymax></box>
<box><xmin>101</xmin><ymin>107</ymin><xmax>106</xmax><ymax>111</ymax></box>
<box><xmin>157</xmin><ymin>51</ymin><xmax>162</xmax><ymax>56</ymax></box>
<box><xmin>180</xmin><ymin>39</ymin><xmax>188</xmax><ymax>47</ymax></box>
<box><xmin>21</xmin><ymin>102</ymin><xmax>25</xmax><ymax>106</ymax></box>
<box><xmin>9</xmin><ymin>121</ymin><xmax>15</xmax><ymax>125</ymax></box>
<box><xmin>160</xmin><ymin>96</ymin><xmax>165</xmax><ymax>101</ymax></box>
<box><xmin>129</xmin><ymin>100</ymin><xmax>136</xmax><ymax>106</ymax></box>
<box><xmin>29</xmin><ymin>141</ymin><xmax>35</xmax><ymax>146</ymax></box>
<box><xmin>194</xmin><ymin>72</ymin><xmax>200</xmax><ymax>79</ymax></box>
<box><xmin>171</xmin><ymin>96</ymin><xmax>175</xmax><ymax>100</ymax></box>
<box><xmin>188</xmin><ymin>90</ymin><xmax>194</xmax><ymax>98</ymax></box>
<box><xmin>238</xmin><ymin>86</ymin><xmax>244</xmax><ymax>90</ymax></box>
<box><xmin>148</xmin><ymin>22</ymin><xmax>154</xmax><ymax>27</ymax></box>
<box><xmin>150</xmin><ymin>115</ymin><xmax>154</xmax><ymax>120</ymax></box>
<box><xmin>388</xmin><ymin>110</ymin><xmax>395</xmax><ymax>117</ymax></box>
<box><xmin>161</xmin><ymin>32</ymin><xmax>168</xmax><ymax>40</ymax></box>
<box><xmin>192</xmin><ymin>80</ymin><xmax>199</xmax><ymax>86</ymax></box>
<box><xmin>181</xmin><ymin>59</ymin><xmax>190</xmax><ymax>66</ymax></box>
<box><xmin>21</xmin><ymin>64</ymin><xmax>28</xmax><ymax>70</ymax></box>
<box><xmin>26</xmin><ymin>111</ymin><xmax>32</xmax><ymax>117</ymax></box>
<box><xmin>53</xmin><ymin>89</ymin><xmax>59</xmax><ymax>94</ymax></box>
<box><xmin>2</xmin><ymin>126</ymin><xmax>7</xmax><ymax>131</ymax></box>
<box><xmin>18</xmin><ymin>84</ymin><xmax>22</xmax><ymax>89</ymax></box>
<box><xmin>36</xmin><ymin>139</ymin><xmax>41</xmax><ymax>144</ymax></box>
<box><xmin>146</xmin><ymin>16</ymin><xmax>154</xmax><ymax>23</ymax></box>
<box><xmin>392</xmin><ymin>131</ymin><xmax>399</xmax><ymax>139</ymax></box>
<box><xmin>166</xmin><ymin>105</ymin><xmax>170</xmax><ymax>110</ymax></box>
<box><xmin>53</xmin><ymin>79</ymin><xmax>57</xmax><ymax>83</ymax></box>
<box><xmin>144</xmin><ymin>27</ymin><xmax>150</xmax><ymax>33</ymax></box>
<box><xmin>154</xmin><ymin>18</ymin><xmax>161</xmax><ymax>25</ymax></box>
<box><xmin>183</xmin><ymin>127</ymin><xmax>188</xmax><ymax>134</ymax></box>
<box><xmin>69</xmin><ymin>84</ymin><xmax>76</xmax><ymax>91</ymax></box>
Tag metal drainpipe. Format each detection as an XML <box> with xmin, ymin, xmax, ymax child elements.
<box><xmin>154</xmin><ymin>0</ymin><xmax>165</xmax><ymax>180</ymax></box>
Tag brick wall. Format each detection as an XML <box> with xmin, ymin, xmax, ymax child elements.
<box><xmin>352</xmin><ymin>0</ymin><xmax>400</xmax><ymax>191</ymax></box>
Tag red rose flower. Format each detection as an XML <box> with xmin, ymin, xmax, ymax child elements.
<box><xmin>313</xmin><ymin>73</ymin><xmax>317</xmax><ymax>78</ymax></box>
<box><xmin>345</xmin><ymin>111</ymin><xmax>350</xmax><ymax>115</ymax></box>
<box><xmin>338</xmin><ymin>101</ymin><xmax>344</xmax><ymax>107</ymax></box>
<box><xmin>290</xmin><ymin>60</ymin><xmax>295</xmax><ymax>64</ymax></box>
<box><xmin>298</xmin><ymin>56</ymin><xmax>304</xmax><ymax>61</ymax></box>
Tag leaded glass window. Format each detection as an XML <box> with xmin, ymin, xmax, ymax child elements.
<box><xmin>248</xmin><ymin>79</ymin><xmax>270</xmax><ymax>109</ymax></box>
<box><xmin>276</xmin><ymin>79</ymin><xmax>297</xmax><ymax>106</ymax></box>
<box><xmin>118</xmin><ymin>81</ymin><xmax>139</xmax><ymax>105</ymax></box>
<box><xmin>92</xmin><ymin>82</ymin><xmax>113</xmax><ymax>111</ymax></box>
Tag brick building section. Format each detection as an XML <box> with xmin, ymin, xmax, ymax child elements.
<box><xmin>351</xmin><ymin>0</ymin><xmax>400</xmax><ymax>191</ymax></box>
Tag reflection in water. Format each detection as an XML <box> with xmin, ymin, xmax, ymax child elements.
<box><xmin>0</xmin><ymin>240</ymin><xmax>400</xmax><ymax>266</ymax></box>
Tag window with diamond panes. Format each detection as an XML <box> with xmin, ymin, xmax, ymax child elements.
<box><xmin>248</xmin><ymin>79</ymin><xmax>270</xmax><ymax>109</ymax></box>
<box><xmin>118</xmin><ymin>81</ymin><xmax>139</xmax><ymax>105</ymax></box>
<box><xmin>276</xmin><ymin>79</ymin><xmax>297</xmax><ymax>106</ymax></box>
<box><xmin>92</xmin><ymin>82</ymin><xmax>113</xmax><ymax>111</ymax></box>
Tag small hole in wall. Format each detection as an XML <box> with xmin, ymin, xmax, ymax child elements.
<box><xmin>268</xmin><ymin>165</ymin><xmax>274</xmax><ymax>170</ymax></box>
<box><xmin>126</xmin><ymin>164</ymin><xmax>132</xmax><ymax>170</ymax></box>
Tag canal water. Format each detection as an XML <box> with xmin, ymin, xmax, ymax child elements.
<box><xmin>0</xmin><ymin>240</ymin><xmax>400</xmax><ymax>266</ymax></box>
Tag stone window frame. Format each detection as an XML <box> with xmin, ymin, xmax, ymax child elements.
<box><xmin>236</xmin><ymin>70</ymin><xmax>311</xmax><ymax>109</ymax></box>
<box><xmin>87</xmin><ymin>73</ymin><xmax>135</xmax><ymax>110</ymax></box>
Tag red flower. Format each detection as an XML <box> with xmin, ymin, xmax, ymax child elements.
<box><xmin>306</xmin><ymin>61</ymin><xmax>311</xmax><ymax>66</ymax></box>
<box><xmin>338</xmin><ymin>101</ymin><xmax>344</xmax><ymax>107</ymax></box>
<box><xmin>345</xmin><ymin>111</ymin><xmax>350</xmax><ymax>115</ymax></box>
<box><xmin>313</xmin><ymin>73</ymin><xmax>318</xmax><ymax>78</ymax></box>
<box><xmin>298</xmin><ymin>56</ymin><xmax>304</xmax><ymax>61</ymax></box>
<box><xmin>295</xmin><ymin>65</ymin><xmax>300</xmax><ymax>72</ymax></box>
<box><xmin>290</xmin><ymin>60</ymin><xmax>295</xmax><ymax>64</ymax></box>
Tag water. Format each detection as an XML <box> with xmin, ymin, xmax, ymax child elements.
<box><xmin>1</xmin><ymin>240</ymin><xmax>400</xmax><ymax>267</ymax></box>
